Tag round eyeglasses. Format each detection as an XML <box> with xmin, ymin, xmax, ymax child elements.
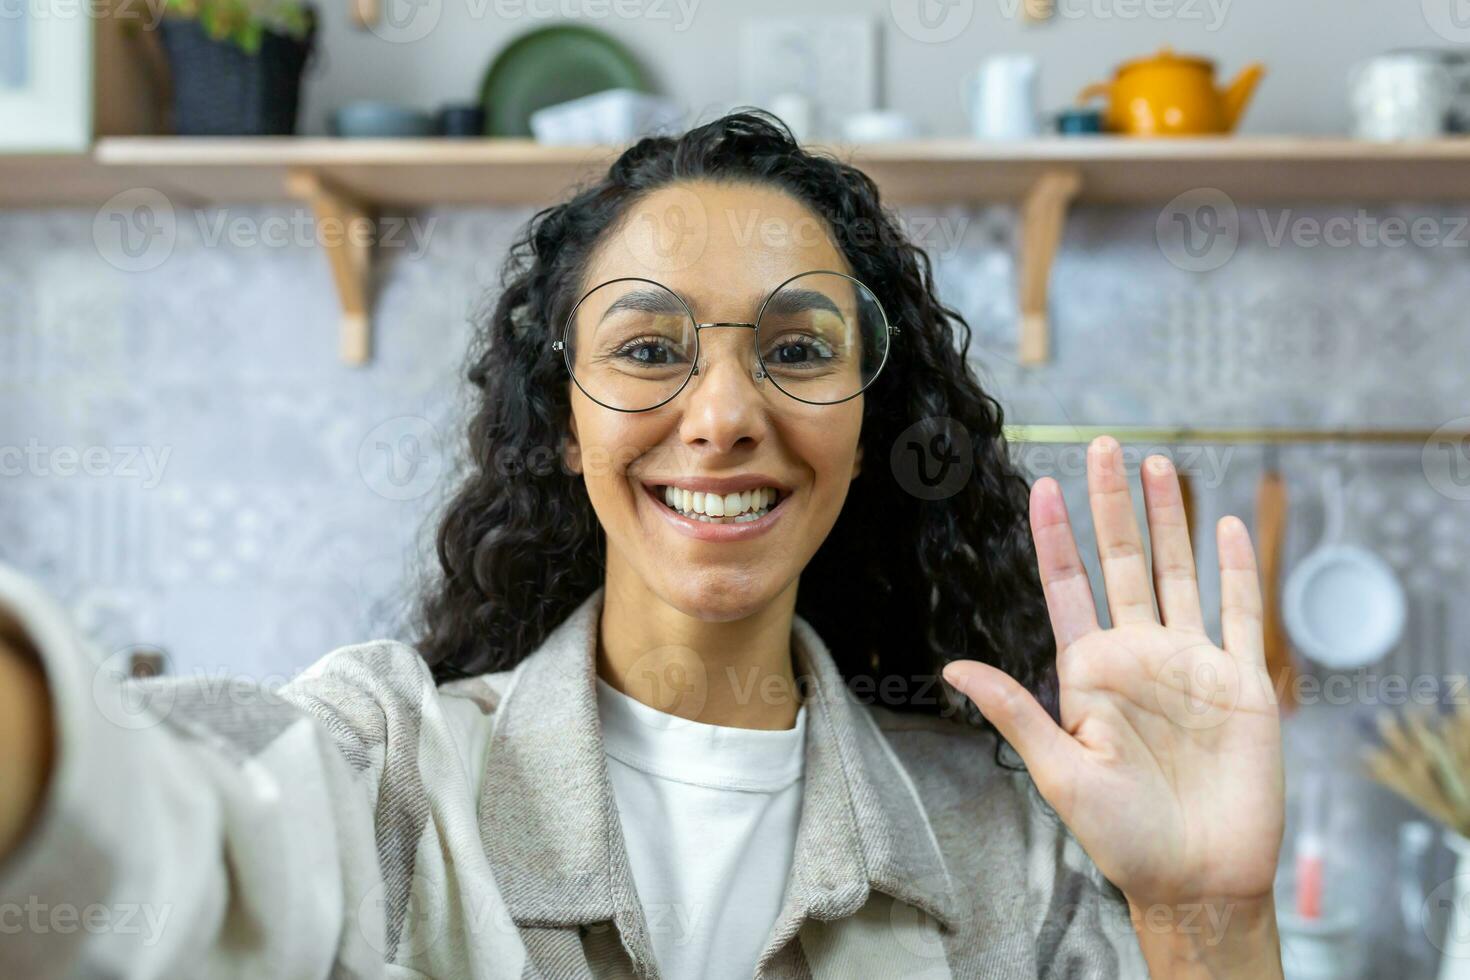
<box><xmin>552</xmin><ymin>270</ymin><xmax>897</xmax><ymax>413</ymax></box>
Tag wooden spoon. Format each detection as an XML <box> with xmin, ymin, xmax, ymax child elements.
<box><xmin>1256</xmin><ymin>451</ymin><xmax>1297</xmax><ymax>712</ymax></box>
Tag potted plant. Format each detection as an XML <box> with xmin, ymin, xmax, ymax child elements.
<box><xmin>157</xmin><ymin>0</ymin><xmax>316</xmax><ymax>135</ymax></box>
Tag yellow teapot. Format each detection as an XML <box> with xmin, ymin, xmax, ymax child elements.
<box><xmin>1078</xmin><ymin>47</ymin><xmax>1264</xmax><ymax>135</ymax></box>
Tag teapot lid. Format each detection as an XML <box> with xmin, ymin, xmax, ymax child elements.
<box><xmin>1117</xmin><ymin>46</ymin><xmax>1215</xmax><ymax>75</ymax></box>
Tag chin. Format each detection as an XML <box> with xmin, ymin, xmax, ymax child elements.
<box><xmin>657</xmin><ymin>566</ymin><xmax>786</xmax><ymax>623</ymax></box>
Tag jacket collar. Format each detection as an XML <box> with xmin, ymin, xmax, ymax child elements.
<box><xmin>478</xmin><ymin>588</ymin><xmax>960</xmax><ymax>958</ymax></box>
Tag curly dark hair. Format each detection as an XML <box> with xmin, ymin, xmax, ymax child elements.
<box><xmin>416</xmin><ymin>109</ymin><xmax>1057</xmax><ymax>722</ymax></box>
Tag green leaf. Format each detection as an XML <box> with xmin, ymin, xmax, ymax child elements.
<box><xmin>238</xmin><ymin>21</ymin><xmax>263</xmax><ymax>53</ymax></box>
<box><xmin>163</xmin><ymin>0</ymin><xmax>312</xmax><ymax>50</ymax></box>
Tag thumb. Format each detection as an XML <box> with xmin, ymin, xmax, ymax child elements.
<box><xmin>943</xmin><ymin>660</ymin><xmax>1078</xmax><ymax>798</ymax></box>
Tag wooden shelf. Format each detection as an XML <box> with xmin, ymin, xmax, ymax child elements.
<box><xmin>12</xmin><ymin>136</ymin><xmax>1470</xmax><ymax>364</ymax></box>
<box><xmin>77</xmin><ymin>135</ymin><xmax>1470</xmax><ymax>206</ymax></box>
<box><xmin>92</xmin><ymin>138</ymin><xmax>625</xmax><ymax>207</ymax></box>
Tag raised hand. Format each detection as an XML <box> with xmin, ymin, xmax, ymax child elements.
<box><xmin>943</xmin><ymin>437</ymin><xmax>1284</xmax><ymax>975</ymax></box>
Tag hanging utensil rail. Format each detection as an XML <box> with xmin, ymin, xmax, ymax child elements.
<box><xmin>1004</xmin><ymin>426</ymin><xmax>1464</xmax><ymax>444</ymax></box>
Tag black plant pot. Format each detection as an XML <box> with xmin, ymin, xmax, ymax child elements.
<box><xmin>159</xmin><ymin>12</ymin><xmax>316</xmax><ymax>136</ymax></box>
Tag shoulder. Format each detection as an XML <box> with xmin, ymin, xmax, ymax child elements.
<box><xmin>286</xmin><ymin>638</ymin><xmax>516</xmax><ymax>720</ymax></box>
<box><xmin>274</xmin><ymin>640</ymin><xmax>518</xmax><ymax>780</ymax></box>
<box><xmin>110</xmin><ymin>640</ymin><xmax>448</xmax><ymax>775</ymax></box>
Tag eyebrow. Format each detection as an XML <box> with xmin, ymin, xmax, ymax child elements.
<box><xmin>760</xmin><ymin>288</ymin><xmax>845</xmax><ymax>321</ymax></box>
<box><xmin>601</xmin><ymin>288</ymin><xmax>689</xmax><ymax>319</ymax></box>
<box><xmin>598</xmin><ymin>285</ymin><xmax>848</xmax><ymax>322</ymax></box>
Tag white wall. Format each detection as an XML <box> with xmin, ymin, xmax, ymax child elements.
<box><xmin>298</xmin><ymin>0</ymin><xmax>1457</xmax><ymax>137</ymax></box>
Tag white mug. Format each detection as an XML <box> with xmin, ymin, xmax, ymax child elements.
<box><xmin>966</xmin><ymin>55</ymin><xmax>1040</xmax><ymax>140</ymax></box>
<box><xmin>1349</xmin><ymin>54</ymin><xmax>1453</xmax><ymax>140</ymax></box>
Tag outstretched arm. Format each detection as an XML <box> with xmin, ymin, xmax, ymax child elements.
<box><xmin>0</xmin><ymin>562</ymin><xmax>525</xmax><ymax>978</ymax></box>
<box><xmin>0</xmin><ymin>609</ymin><xmax>53</xmax><ymax>864</ymax></box>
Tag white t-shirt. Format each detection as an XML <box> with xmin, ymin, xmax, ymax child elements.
<box><xmin>595</xmin><ymin>678</ymin><xmax>806</xmax><ymax>980</ymax></box>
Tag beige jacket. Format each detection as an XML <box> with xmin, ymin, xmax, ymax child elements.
<box><xmin>0</xmin><ymin>564</ymin><xmax>1146</xmax><ymax>978</ymax></box>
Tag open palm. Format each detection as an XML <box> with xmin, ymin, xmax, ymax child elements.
<box><xmin>945</xmin><ymin>438</ymin><xmax>1284</xmax><ymax>913</ymax></box>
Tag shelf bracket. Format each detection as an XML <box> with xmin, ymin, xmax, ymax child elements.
<box><xmin>285</xmin><ymin>168</ymin><xmax>375</xmax><ymax>365</ymax></box>
<box><xmin>1017</xmin><ymin>168</ymin><xmax>1081</xmax><ymax>366</ymax></box>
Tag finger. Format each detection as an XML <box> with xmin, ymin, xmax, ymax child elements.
<box><xmin>1086</xmin><ymin>437</ymin><xmax>1156</xmax><ymax>626</ymax></box>
<box><xmin>1139</xmin><ymin>455</ymin><xmax>1206</xmax><ymax>632</ymax></box>
<box><xmin>1217</xmin><ymin>515</ymin><xmax>1265</xmax><ymax>663</ymax></box>
<box><xmin>943</xmin><ymin>659</ymin><xmax>1080</xmax><ymax>803</ymax></box>
<box><xmin>1030</xmin><ymin>478</ymin><xmax>1101</xmax><ymax>652</ymax></box>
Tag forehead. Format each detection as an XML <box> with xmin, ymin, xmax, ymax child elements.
<box><xmin>584</xmin><ymin>179</ymin><xmax>851</xmax><ymax>313</ymax></box>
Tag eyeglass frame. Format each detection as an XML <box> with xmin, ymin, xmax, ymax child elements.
<box><xmin>551</xmin><ymin>269</ymin><xmax>900</xmax><ymax>414</ymax></box>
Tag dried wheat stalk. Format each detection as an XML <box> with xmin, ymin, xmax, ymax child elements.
<box><xmin>1363</xmin><ymin>702</ymin><xmax>1470</xmax><ymax>838</ymax></box>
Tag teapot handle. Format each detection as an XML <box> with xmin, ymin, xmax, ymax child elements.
<box><xmin>1076</xmin><ymin>81</ymin><xmax>1111</xmax><ymax>106</ymax></box>
<box><xmin>1076</xmin><ymin>83</ymin><xmax>1105</xmax><ymax>109</ymax></box>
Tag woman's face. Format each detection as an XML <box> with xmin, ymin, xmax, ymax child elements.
<box><xmin>564</xmin><ymin>180</ymin><xmax>864</xmax><ymax>622</ymax></box>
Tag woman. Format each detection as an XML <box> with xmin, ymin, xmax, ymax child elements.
<box><xmin>0</xmin><ymin>112</ymin><xmax>1284</xmax><ymax>978</ymax></box>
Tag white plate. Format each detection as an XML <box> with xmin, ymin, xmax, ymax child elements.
<box><xmin>1282</xmin><ymin>544</ymin><xmax>1406</xmax><ymax>669</ymax></box>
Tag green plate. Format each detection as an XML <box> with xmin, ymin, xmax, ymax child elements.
<box><xmin>479</xmin><ymin>25</ymin><xmax>651</xmax><ymax>137</ymax></box>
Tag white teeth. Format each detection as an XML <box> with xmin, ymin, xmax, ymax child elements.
<box><xmin>656</xmin><ymin>484</ymin><xmax>781</xmax><ymax>522</ymax></box>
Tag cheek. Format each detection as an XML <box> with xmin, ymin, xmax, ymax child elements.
<box><xmin>786</xmin><ymin>408</ymin><xmax>863</xmax><ymax>502</ymax></box>
<box><xmin>572</xmin><ymin>410</ymin><xmax>665</xmax><ymax>508</ymax></box>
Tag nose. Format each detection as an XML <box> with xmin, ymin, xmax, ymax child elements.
<box><xmin>677</xmin><ymin>328</ymin><xmax>769</xmax><ymax>455</ymax></box>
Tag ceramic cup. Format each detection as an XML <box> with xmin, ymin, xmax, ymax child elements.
<box><xmin>966</xmin><ymin>54</ymin><xmax>1041</xmax><ymax>140</ymax></box>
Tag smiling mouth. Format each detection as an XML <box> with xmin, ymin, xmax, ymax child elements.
<box><xmin>653</xmin><ymin>485</ymin><xmax>785</xmax><ymax>524</ymax></box>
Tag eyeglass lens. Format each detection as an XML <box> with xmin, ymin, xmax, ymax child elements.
<box><xmin>563</xmin><ymin>272</ymin><xmax>888</xmax><ymax>412</ymax></box>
